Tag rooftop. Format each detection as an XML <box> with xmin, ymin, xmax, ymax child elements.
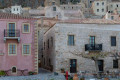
<box><xmin>59</xmin><ymin>19</ymin><xmax>120</xmax><ymax>24</ymax></box>
<box><xmin>0</xmin><ymin>12</ymin><xmax>36</xmax><ymax>19</ymax></box>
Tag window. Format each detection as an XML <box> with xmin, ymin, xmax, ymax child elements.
<box><xmin>102</xmin><ymin>2</ymin><xmax>104</xmax><ymax>5</ymax></box>
<box><xmin>14</xmin><ymin>8</ymin><xmax>15</xmax><ymax>11</ymax></box>
<box><xmin>22</xmin><ymin>23</ymin><xmax>30</xmax><ymax>33</ymax></box>
<box><xmin>102</xmin><ymin>9</ymin><xmax>104</xmax><ymax>12</ymax></box>
<box><xmin>8</xmin><ymin>43</ymin><xmax>17</xmax><ymax>55</ymax></box>
<box><xmin>44</xmin><ymin>42</ymin><xmax>45</xmax><ymax>50</ymax></box>
<box><xmin>97</xmin><ymin>9</ymin><xmax>99</xmax><ymax>12</ymax></box>
<box><xmin>111</xmin><ymin>5</ymin><xmax>113</xmax><ymax>7</ymax></box>
<box><xmin>48</xmin><ymin>39</ymin><xmax>49</xmax><ymax>49</ymax></box>
<box><xmin>68</xmin><ymin>35</ymin><xmax>74</xmax><ymax>46</ymax></box>
<box><xmin>53</xmin><ymin>7</ymin><xmax>56</xmax><ymax>11</ymax></box>
<box><xmin>97</xmin><ymin>3</ymin><xmax>99</xmax><ymax>6</ymax></box>
<box><xmin>22</xmin><ymin>44</ymin><xmax>31</xmax><ymax>55</ymax></box>
<box><xmin>51</xmin><ymin>37</ymin><xmax>53</xmax><ymax>47</ymax></box>
<box><xmin>90</xmin><ymin>36</ymin><xmax>95</xmax><ymax>45</ymax></box>
<box><xmin>17</xmin><ymin>8</ymin><xmax>18</xmax><ymax>11</ymax></box>
<box><xmin>111</xmin><ymin>36</ymin><xmax>116</xmax><ymax>46</ymax></box>
<box><xmin>90</xmin><ymin>1</ymin><xmax>92</xmax><ymax>3</ymax></box>
<box><xmin>111</xmin><ymin>16</ymin><xmax>114</xmax><ymax>20</ymax></box>
<box><xmin>52</xmin><ymin>2</ymin><xmax>55</xmax><ymax>5</ymax></box>
<box><xmin>38</xmin><ymin>31</ymin><xmax>39</xmax><ymax>37</ymax></box>
<box><xmin>12</xmin><ymin>67</ymin><xmax>17</xmax><ymax>73</ymax></box>
<box><xmin>117</xmin><ymin>4</ymin><xmax>118</xmax><ymax>7</ymax></box>
<box><xmin>113</xmin><ymin>60</ymin><xmax>118</xmax><ymax>68</ymax></box>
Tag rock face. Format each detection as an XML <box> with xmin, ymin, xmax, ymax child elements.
<box><xmin>43</xmin><ymin>20</ymin><xmax>120</xmax><ymax>74</ymax></box>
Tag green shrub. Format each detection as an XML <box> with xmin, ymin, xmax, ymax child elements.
<box><xmin>0</xmin><ymin>70</ymin><xmax>5</xmax><ymax>76</ymax></box>
<box><xmin>28</xmin><ymin>71</ymin><xmax>34</xmax><ymax>75</ymax></box>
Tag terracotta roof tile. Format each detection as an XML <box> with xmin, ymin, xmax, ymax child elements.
<box><xmin>0</xmin><ymin>12</ymin><xmax>36</xmax><ymax>19</ymax></box>
<box><xmin>59</xmin><ymin>19</ymin><xmax>120</xmax><ymax>24</ymax></box>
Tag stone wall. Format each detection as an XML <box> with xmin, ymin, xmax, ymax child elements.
<box><xmin>44</xmin><ymin>23</ymin><xmax>120</xmax><ymax>73</ymax></box>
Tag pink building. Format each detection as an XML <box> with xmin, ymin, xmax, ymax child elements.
<box><xmin>0</xmin><ymin>13</ymin><xmax>38</xmax><ymax>76</ymax></box>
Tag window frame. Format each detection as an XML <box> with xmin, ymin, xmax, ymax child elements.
<box><xmin>113</xmin><ymin>59</ymin><xmax>118</xmax><ymax>68</ymax></box>
<box><xmin>8</xmin><ymin>43</ymin><xmax>17</xmax><ymax>56</ymax></box>
<box><xmin>22</xmin><ymin>44</ymin><xmax>31</xmax><ymax>55</ymax></box>
<box><xmin>68</xmin><ymin>35</ymin><xmax>75</xmax><ymax>46</ymax></box>
<box><xmin>53</xmin><ymin>7</ymin><xmax>56</xmax><ymax>11</ymax></box>
<box><xmin>111</xmin><ymin>36</ymin><xmax>116</xmax><ymax>46</ymax></box>
<box><xmin>90</xmin><ymin>36</ymin><xmax>95</xmax><ymax>45</ymax></box>
<box><xmin>97</xmin><ymin>9</ymin><xmax>99</xmax><ymax>12</ymax></box>
<box><xmin>97</xmin><ymin>3</ymin><xmax>99</xmax><ymax>6</ymax></box>
<box><xmin>22</xmin><ymin>23</ymin><xmax>30</xmax><ymax>33</ymax></box>
<box><xmin>11</xmin><ymin>66</ymin><xmax>17</xmax><ymax>74</ymax></box>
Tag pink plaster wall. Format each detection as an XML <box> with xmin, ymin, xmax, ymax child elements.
<box><xmin>0</xmin><ymin>19</ymin><xmax>36</xmax><ymax>76</ymax></box>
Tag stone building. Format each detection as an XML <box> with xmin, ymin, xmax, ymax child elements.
<box><xmin>37</xmin><ymin>17</ymin><xmax>59</xmax><ymax>68</ymax></box>
<box><xmin>0</xmin><ymin>13</ymin><xmax>38</xmax><ymax>75</ymax></box>
<box><xmin>107</xmin><ymin>2</ymin><xmax>120</xmax><ymax>14</ymax></box>
<box><xmin>45</xmin><ymin>0</ymin><xmax>60</xmax><ymax>7</ymax></box>
<box><xmin>43</xmin><ymin>19</ymin><xmax>120</xmax><ymax>74</ymax></box>
<box><xmin>92</xmin><ymin>0</ymin><xmax>107</xmax><ymax>17</ymax></box>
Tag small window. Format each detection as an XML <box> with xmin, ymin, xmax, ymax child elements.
<box><xmin>102</xmin><ymin>9</ymin><xmax>104</xmax><ymax>12</ymax></box>
<box><xmin>102</xmin><ymin>2</ymin><xmax>104</xmax><ymax>5</ymax></box>
<box><xmin>111</xmin><ymin>16</ymin><xmax>114</xmax><ymax>20</ymax></box>
<box><xmin>12</xmin><ymin>67</ymin><xmax>17</xmax><ymax>73</ymax></box>
<box><xmin>64</xmin><ymin>7</ymin><xmax>65</xmax><ymax>9</ymax></box>
<box><xmin>97</xmin><ymin>3</ymin><xmax>99</xmax><ymax>6</ymax></box>
<box><xmin>117</xmin><ymin>4</ymin><xmax>118</xmax><ymax>7</ymax></box>
<box><xmin>14</xmin><ymin>8</ymin><xmax>15</xmax><ymax>11</ymax></box>
<box><xmin>48</xmin><ymin>39</ymin><xmax>49</xmax><ymax>49</ymax></box>
<box><xmin>53</xmin><ymin>7</ymin><xmax>56</xmax><ymax>11</ymax></box>
<box><xmin>52</xmin><ymin>2</ymin><xmax>55</xmax><ymax>5</ymax></box>
<box><xmin>111</xmin><ymin>36</ymin><xmax>116</xmax><ymax>46</ymax></box>
<box><xmin>23</xmin><ymin>23</ymin><xmax>30</xmax><ymax>33</ymax></box>
<box><xmin>44</xmin><ymin>58</ymin><xmax>45</xmax><ymax>65</ymax></box>
<box><xmin>51</xmin><ymin>37</ymin><xmax>53</xmax><ymax>47</ymax></box>
<box><xmin>22</xmin><ymin>44</ymin><xmax>31</xmax><ymax>55</ymax></box>
<box><xmin>113</xmin><ymin>60</ymin><xmax>118</xmax><ymax>68</ymax></box>
<box><xmin>17</xmin><ymin>8</ymin><xmax>18</xmax><ymax>11</ymax></box>
<box><xmin>72</xmin><ymin>7</ymin><xmax>73</xmax><ymax>9</ymax></box>
<box><xmin>97</xmin><ymin>9</ymin><xmax>99</xmax><ymax>12</ymax></box>
<box><xmin>44</xmin><ymin>42</ymin><xmax>45</xmax><ymax>50</ymax></box>
<box><xmin>90</xmin><ymin>36</ymin><xmax>95</xmax><ymax>45</ymax></box>
<box><xmin>68</xmin><ymin>35</ymin><xmax>75</xmax><ymax>46</ymax></box>
<box><xmin>8</xmin><ymin>43</ymin><xmax>17</xmax><ymax>55</ymax></box>
<box><xmin>111</xmin><ymin>5</ymin><xmax>113</xmax><ymax>7</ymax></box>
<box><xmin>38</xmin><ymin>31</ymin><xmax>39</xmax><ymax>36</ymax></box>
<box><xmin>90</xmin><ymin>1</ymin><xmax>92</xmax><ymax>3</ymax></box>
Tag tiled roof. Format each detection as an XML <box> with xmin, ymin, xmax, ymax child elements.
<box><xmin>59</xmin><ymin>19</ymin><xmax>120</xmax><ymax>24</ymax></box>
<box><xmin>0</xmin><ymin>12</ymin><xmax>36</xmax><ymax>19</ymax></box>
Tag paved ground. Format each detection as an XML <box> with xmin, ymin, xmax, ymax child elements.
<box><xmin>0</xmin><ymin>68</ymin><xmax>119</xmax><ymax>80</ymax></box>
<box><xmin>0</xmin><ymin>68</ymin><xmax>66</xmax><ymax>80</ymax></box>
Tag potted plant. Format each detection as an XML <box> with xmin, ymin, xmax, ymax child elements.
<box><xmin>0</xmin><ymin>70</ymin><xmax>5</xmax><ymax>76</ymax></box>
<box><xmin>28</xmin><ymin>71</ymin><xmax>34</xmax><ymax>75</ymax></box>
<box><xmin>60</xmin><ymin>68</ymin><xmax>65</xmax><ymax>73</ymax></box>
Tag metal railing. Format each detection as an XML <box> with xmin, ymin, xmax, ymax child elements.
<box><xmin>4</xmin><ymin>29</ymin><xmax>20</xmax><ymax>37</ymax></box>
<box><xmin>85</xmin><ymin>44</ymin><xmax>102</xmax><ymax>51</ymax></box>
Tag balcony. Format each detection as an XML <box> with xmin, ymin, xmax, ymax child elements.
<box><xmin>4</xmin><ymin>29</ymin><xmax>20</xmax><ymax>42</ymax></box>
<box><xmin>85</xmin><ymin>44</ymin><xmax>102</xmax><ymax>51</ymax></box>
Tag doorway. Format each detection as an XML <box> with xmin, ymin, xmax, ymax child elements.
<box><xmin>8</xmin><ymin>23</ymin><xmax>15</xmax><ymax>37</ymax></box>
<box><xmin>98</xmin><ymin>60</ymin><xmax>104</xmax><ymax>72</ymax></box>
<box><xmin>70</xmin><ymin>59</ymin><xmax>77</xmax><ymax>73</ymax></box>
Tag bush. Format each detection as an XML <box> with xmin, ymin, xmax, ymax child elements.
<box><xmin>80</xmin><ymin>77</ymin><xmax>85</xmax><ymax>80</ymax></box>
<box><xmin>28</xmin><ymin>71</ymin><xmax>34</xmax><ymax>75</ymax></box>
<box><xmin>0</xmin><ymin>70</ymin><xmax>5</xmax><ymax>76</ymax></box>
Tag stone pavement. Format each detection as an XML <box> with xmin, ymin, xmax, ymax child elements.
<box><xmin>0</xmin><ymin>68</ymin><xmax>66</xmax><ymax>80</ymax></box>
